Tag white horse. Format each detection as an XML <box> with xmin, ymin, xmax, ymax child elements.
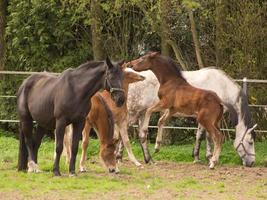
<box><xmin>123</xmin><ymin>67</ymin><xmax>256</xmax><ymax>167</ymax></box>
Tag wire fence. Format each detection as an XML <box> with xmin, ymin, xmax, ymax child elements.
<box><xmin>0</xmin><ymin>70</ymin><xmax>266</xmax><ymax>134</ymax></box>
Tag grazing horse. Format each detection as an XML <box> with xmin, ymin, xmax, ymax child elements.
<box><xmin>64</xmin><ymin>67</ymin><xmax>145</xmax><ymax>169</ymax></box>
<box><xmin>17</xmin><ymin>58</ymin><xmax>125</xmax><ymax>176</ymax></box>
<box><xmin>130</xmin><ymin>52</ymin><xmax>224</xmax><ymax>169</ymax></box>
<box><xmin>122</xmin><ymin>67</ymin><xmax>256</xmax><ymax>167</ymax></box>
<box><xmin>63</xmin><ymin>94</ymin><xmax>118</xmax><ymax>173</ymax></box>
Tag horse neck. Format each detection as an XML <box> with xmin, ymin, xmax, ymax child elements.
<box><xmin>150</xmin><ymin>64</ymin><xmax>187</xmax><ymax>85</ymax></box>
<box><xmin>95</xmin><ymin>94</ymin><xmax>114</xmax><ymax>145</ymax></box>
<box><xmin>71</xmin><ymin>64</ymin><xmax>106</xmax><ymax>99</ymax></box>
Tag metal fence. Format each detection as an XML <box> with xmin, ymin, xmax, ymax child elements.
<box><xmin>0</xmin><ymin>70</ymin><xmax>266</xmax><ymax>134</ymax></box>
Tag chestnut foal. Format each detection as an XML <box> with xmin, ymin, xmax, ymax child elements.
<box><xmin>130</xmin><ymin>52</ymin><xmax>224</xmax><ymax>169</ymax></box>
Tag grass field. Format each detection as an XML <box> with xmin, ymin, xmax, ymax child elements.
<box><xmin>0</xmin><ymin>130</ymin><xmax>266</xmax><ymax>200</ymax></box>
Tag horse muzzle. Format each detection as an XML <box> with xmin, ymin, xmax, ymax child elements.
<box><xmin>243</xmin><ymin>159</ymin><xmax>255</xmax><ymax>167</ymax></box>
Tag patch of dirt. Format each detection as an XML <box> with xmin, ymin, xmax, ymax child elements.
<box><xmin>1</xmin><ymin>161</ymin><xmax>266</xmax><ymax>200</ymax></box>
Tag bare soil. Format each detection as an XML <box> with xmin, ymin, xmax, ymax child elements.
<box><xmin>1</xmin><ymin>161</ymin><xmax>266</xmax><ymax>200</ymax></box>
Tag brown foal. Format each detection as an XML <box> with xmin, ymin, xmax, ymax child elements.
<box><xmin>130</xmin><ymin>52</ymin><xmax>224</xmax><ymax>169</ymax></box>
<box><xmin>63</xmin><ymin>93</ymin><xmax>118</xmax><ymax>173</ymax></box>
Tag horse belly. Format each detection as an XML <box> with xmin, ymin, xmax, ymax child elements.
<box><xmin>28</xmin><ymin>97</ymin><xmax>56</xmax><ymax>130</ymax></box>
<box><xmin>173</xmin><ymin>112</ymin><xmax>196</xmax><ymax>118</ymax></box>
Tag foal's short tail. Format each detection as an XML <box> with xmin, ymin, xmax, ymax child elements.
<box><xmin>18</xmin><ymin>123</ymin><xmax>28</xmax><ymax>171</ymax></box>
<box><xmin>222</xmin><ymin>102</ymin><xmax>238</xmax><ymax>126</ymax></box>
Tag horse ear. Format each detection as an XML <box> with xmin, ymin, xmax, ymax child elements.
<box><xmin>149</xmin><ymin>52</ymin><xmax>160</xmax><ymax>58</ymax></box>
<box><xmin>106</xmin><ymin>57</ymin><xmax>113</xmax><ymax>69</ymax></box>
<box><xmin>247</xmin><ymin>124</ymin><xmax>257</xmax><ymax>134</ymax></box>
<box><xmin>118</xmin><ymin>59</ymin><xmax>125</xmax><ymax>66</ymax></box>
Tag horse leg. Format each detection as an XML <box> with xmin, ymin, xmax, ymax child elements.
<box><xmin>69</xmin><ymin>120</ymin><xmax>85</xmax><ymax>175</ymax></box>
<box><xmin>119</xmin><ymin>121</ymin><xmax>141</xmax><ymax>167</ymax></box>
<box><xmin>198</xmin><ymin>107</ymin><xmax>224</xmax><ymax>169</ymax></box>
<box><xmin>20</xmin><ymin>120</ymin><xmax>42</xmax><ymax>173</ymax></box>
<box><xmin>192</xmin><ymin>124</ymin><xmax>206</xmax><ymax>163</ymax></box>
<box><xmin>138</xmin><ymin>114</ymin><xmax>152</xmax><ymax>164</ymax></box>
<box><xmin>18</xmin><ymin>121</ymin><xmax>30</xmax><ymax>171</ymax></box>
<box><xmin>63</xmin><ymin>125</ymin><xmax>73</xmax><ymax>164</ymax></box>
<box><xmin>114</xmin><ymin>124</ymin><xmax>123</xmax><ymax>162</ymax></box>
<box><xmin>205</xmin><ymin>133</ymin><xmax>213</xmax><ymax>161</ymax></box>
<box><xmin>53</xmin><ymin>119</ymin><xmax>67</xmax><ymax>176</ymax></box>
<box><xmin>115</xmin><ymin>139</ymin><xmax>124</xmax><ymax>162</ymax></box>
<box><xmin>80</xmin><ymin>121</ymin><xmax>91</xmax><ymax>172</ymax></box>
<box><xmin>155</xmin><ymin>109</ymin><xmax>171</xmax><ymax>153</ymax></box>
<box><xmin>33</xmin><ymin>125</ymin><xmax>47</xmax><ymax>164</ymax></box>
<box><xmin>207</xmin><ymin>125</ymin><xmax>224</xmax><ymax>169</ymax></box>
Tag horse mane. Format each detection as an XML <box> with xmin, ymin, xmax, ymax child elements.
<box><xmin>96</xmin><ymin>93</ymin><xmax>114</xmax><ymax>140</ymax></box>
<box><xmin>160</xmin><ymin>55</ymin><xmax>186</xmax><ymax>80</ymax></box>
<box><xmin>239</xmin><ymin>90</ymin><xmax>255</xmax><ymax>138</ymax></box>
<box><xmin>75</xmin><ymin>61</ymin><xmax>105</xmax><ymax>72</ymax></box>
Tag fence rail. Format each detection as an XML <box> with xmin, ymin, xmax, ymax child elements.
<box><xmin>0</xmin><ymin>70</ymin><xmax>266</xmax><ymax>134</ymax></box>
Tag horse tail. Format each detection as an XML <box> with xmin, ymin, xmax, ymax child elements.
<box><xmin>18</xmin><ymin>122</ymin><xmax>28</xmax><ymax>171</ymax></box>
<box><xmin>222</xmin><ymin>102</ymin><xmax>238</xmax><ymax>126</ymax></box>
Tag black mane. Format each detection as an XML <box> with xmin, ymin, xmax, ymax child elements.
<box><xmin>161</xmin><ymin>55</ymin><xmax>185</xmax><ymax>80</ymax></box>
<box><xmin>240</xmin><ymin>90</ymin><xmax>255</xmax><ymax>139</ymax></box>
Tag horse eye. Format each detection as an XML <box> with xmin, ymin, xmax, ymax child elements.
<box><xmin>248</xmin><ymin>137</ymin><xmax>254</xmax><ymax>145</ymax></box>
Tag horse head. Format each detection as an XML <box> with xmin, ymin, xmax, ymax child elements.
<box><xmin>129</xmin><ymin>52</ymin><xmax>160</xmax><ymax>72</ymax></box>
<box><xmin>104</xmin><ymin>57</ymin><xmax>125</xmax><ymax>107</ymax></box>
<box><xmin>100</xmin><ymin>142</ymin><xmax>119</xmax><ymax>174</ymax></box>
<box><xmin>234</xmin><ymin>123</ymin><xmax>257</xmax><ymax>167</ymax></box>
<box><xmin>123</xmin><ymin>67</ymin><xmax>145</xmax><ymax>84</ymax></box>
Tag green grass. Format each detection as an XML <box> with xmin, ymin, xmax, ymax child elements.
<box><xmin>130</xmin><ymin>138</ymin><xmax>267</xmax><ymax>166</ymax></box>
<box><xmin>0</xmin><ymin>130</ymin><xmax>266</xmax><ymax>200</ymax></box>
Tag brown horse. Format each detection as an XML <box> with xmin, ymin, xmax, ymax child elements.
<box><xmin>63</xmin><ymin>93</ymin><xmax>118</xmax><ymax>173</ymax></box>
<box><xmin>129</xmin><ymin>52</ymin><xmax>224</xmax><ymax>169</ymax></box>
<box><xmin>64</xmin><ymin>67</ymin><xmax>145</xmax><ymax>171</ymax></box>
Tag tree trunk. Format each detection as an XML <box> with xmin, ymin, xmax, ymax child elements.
<box><xmin>215</xmin><ymin>0</ymin><xmax>226</xmax><ymax>68</ymax></box>
<box><xmin>91</xmin><ymin>0</ymin><xmax>105</xmax><ymax>60</ymax></box>
<box><xmin>188</xmin><ymin>9</ymin><xmax>205</xmax><ymax>68</ymax></box>
<box><xmin>160</xmin><ymin>0</ymin><xmax>172</xmax><ymax>56</ymax></box>
<box><xmin>0</xmin><ymin>0</ymin><xmax>7</xmax><ymax>70</ymax></box>
<box><xmin>167</xmin><ymin>40</ymin><xmax>188</xmax><ymax>70</ymax></box>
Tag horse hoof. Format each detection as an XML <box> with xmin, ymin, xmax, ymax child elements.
<box><xmin>154</xmin><ymin>148</ymin><xmax>160</xmax><ymax>153</ymax></box>
<box><xmin>79</xmin><ymin>167</ymin><xmax>87</xmax><ymax>173</ymax></box>
<box><xmin>53</xmin><ymin>171</ymin><xmax>61</xmax><ymax>176</ymax></box>
<box><xmin>27</xmin><ymin>161</ymin><xmax>41</xmax><ymax>173</ymax></box>
<box><xmin>139</xmin><ymin>165</ymin><xmax>144</xmax><ymax>169</ymax></box>
<box><xmin>209</xmin><ymin>162</ymin><xmax>215</xmax><ymax>169</ymax></box>
<box><xmin>115</xmin><ymin>168</ymin><xmax>120</xmax><ymax>174</ymax></box>
<box><xmin>69</xmin><ymin>173</ymin><xmax>77</xmax><ymax>177</ymax></box>
<box><xmin>193</xmin><ymin>159</ymin><xmax>201</xmax><ymax>164</ymax></box>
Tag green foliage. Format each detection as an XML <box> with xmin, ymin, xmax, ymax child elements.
<box><xmin>6</xmin><ymin>0</ymin><xmax>92</xmax><ymax>72</ymax></box>
<box><xmin>0</xmin><ymin>0</ymin><xmax>266</xmax><ymax>138</ymax></box>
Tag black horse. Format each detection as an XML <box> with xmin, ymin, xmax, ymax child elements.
<box><xmin>17</xmin><ymin>58</ymin><xmax>125</xmax><ymax>176</ymax></box>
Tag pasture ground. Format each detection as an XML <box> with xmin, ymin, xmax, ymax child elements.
<box><xmin>0</xmin><ymin>131</ymin><xmax>266</xmax><ymax>200</ymax></box>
